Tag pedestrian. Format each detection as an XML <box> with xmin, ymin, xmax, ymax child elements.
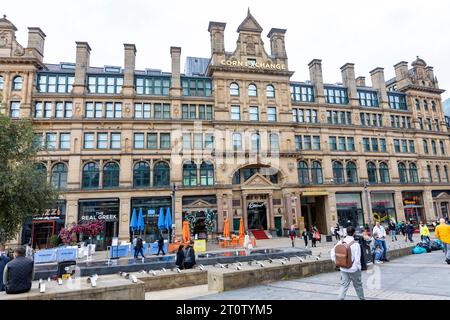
<box><xmin>406</xmin><ymin>221</ymin><xmax>415</xmax><ymax>243</ymax></box>
<box><xmin>400</xmin><ymin>221</ymin><xmax>407</xmax><ymax>242</ymax></box>
<box><xmin>183</xmin><ymin>241</ymin><xmax>196</xmax><ymax>269</ymax></box>
<box><xmin>134</xmin><ymin>236</ymin><xmax>145</xmax><ymax>259</ymax></box>
<box><xmin>313</xmin><ymin>225</ymin><xmax>321</xmax><ymax>244</ymax></box>
<box><xmin>388</xmin><ymin>220</ymin><xmax>397</xmax><ymax>241</ymax></box>
<box><xmin>310</xmin><ymin>228</ymin><xmax>317</xmax><ymax>248</ymax></box>
<box><xmin>372</xmin><ymin>221</ymin><xmax>389</xmax><ymax>262</ymax></box>
<box><xmin>0</xmin><ymin>251</ymin><xmax>10</xmax><ymax>292</ymax></box>
<box><xmin>420</xmin><ymin>222</ymin><xmax>430</xmax><ymax>243</ymax></box>
<box><xmin>334</xmin><ymin>223</ymin><xmax>341</xmax><ymax>241</ymax></box>
<box><xmin>175</xmin><ymin>245</ymin><xmax>185</xmax><ymax>270</ymax></box>
<box><xmin>330</xmin><ymin>226</ymin><xmax>365</xmax><ymax>300</ymax></box>
<box><xmin>3</xmin><ymin>246</ymin><xmax>34</xmax><ymax>294</ymax></box>
<box><xmin>301</xmin><ymin>228</ymin><xmax>309</xmax><ymax>248</ymax></box>
<box><xmin>289</xmin><ymin>225</ymin><xmax>296</xmax><ymax>248</ymax></box>
<box><xmin>157</xmin><ymin>232</ymin><xmax>165</xmax><ymax>256</ymax></box>
<box><xmin>435</xmin><ymin>218</ymin><xmax>450</xmax><ymax>264</ymax></box>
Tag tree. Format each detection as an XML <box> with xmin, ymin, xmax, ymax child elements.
<box><xmin>0</xmin><ymin>114</ymin><xmax>58</xmax><ymax>246</ymax></box>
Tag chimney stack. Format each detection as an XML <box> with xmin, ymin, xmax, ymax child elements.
<box><xmin>267</xmin><ymin>28</ymin><xmax>287</xmax><ymax>65</ymax></box>
<box><xmin>123</xmin><ymin>43</ymin><xmax>136</xmax><ymax>96</ymax></box>
<box><xmin>308</xmin><ymin>59</ymin><xmax>325</xmax><ymax>103</ymax></box>
<box><xmin>208</xmin><ymin>22</ymin><xmax>226</xmax><ymax>65</ymax></box>
<box><xmin>170</xmin><ymin>46</ymin><xmax>181</xmax><ymax>97</ymax></box>
<box><xmin>356</xmin><ymin>76</ymin><xmax>366</xmax><ymax>87</ymax></box>
<box><xmin>340</xmin><ymin>63</ymin><xmax>358</xmax><ymax>106</ymax></box>
<box><xmin>73</xmin><ymin>42</ymin><xmax>91</xmax><ymax>94</ymax></box>
<box><xmin>27</xmin><ymin>27</ymin><xmax>46</xmax><ymax>62</ymax></box>
<box><xmin>370</xmin><ymin>67</ymin><xmax>388</xmax><ymax>107</ymax></box>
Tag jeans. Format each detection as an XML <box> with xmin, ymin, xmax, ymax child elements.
<box><xmin>407</xmin><ymin>233</ymin><xmax>413</xmax><ymax>242</ymax></box>
<box><xmin>334</xmin><ymin>231</ymin><xmax>340</xmax><ymax>241</ymax></box>
<box><xmin>377</xmin><ymin>239</ymin><xmax>388</xmax><ymax>260</ymax></box>
<box><xmin>389</xmin><ymin>230</ymin><xmax>397</xmax><ymax>240</ymax></box>
<box><xmin>339</xmin><ymin>270</ymin><xmax>365</xmax><ymax>300</ymax></box>
<box><xmin>303</xmin><ymin>239</ymin><xmax>308</xmax><ymax>247</ymax></box>
<box><xmin>134</xmin><ymin>247</ymin><xmax>144</xmax><ymax>258</ymax></box>
<box><xmin>444</xmin><ymin>243</ymin><xmax>450</xmax><ymax>261</ymax></box>
<box><xmin>157</xmin><ymin>246</ymin><xmax>165</xmax><ymax>255</ymax></box>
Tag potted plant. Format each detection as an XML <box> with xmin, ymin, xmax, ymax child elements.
<box><xmin>49</xmin><ymin>234</ymin><xmax>59</xmax><ymax>248</ymax></box>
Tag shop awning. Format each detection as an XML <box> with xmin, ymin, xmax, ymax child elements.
<box><xmin>301</xmin><ymin>191</ymin><xmax>329</xmax><ymax>197</ymax></box>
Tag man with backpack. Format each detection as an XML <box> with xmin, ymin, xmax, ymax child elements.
<box><xmin>330</xmin><ymin>226</ymin><xmax>365</xmax><ymax>300</ymax></box>
<box><xmin>183</xmin><ymin>241</ymin><xmax>196</xmax><ymax>269</ymax></box>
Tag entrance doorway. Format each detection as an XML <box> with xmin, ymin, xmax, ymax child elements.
<box><xmin>300</xmin><ymin>196</ymin><xmax>327</xmax><ymax>233</ymax></box>
<box><xmin>274</xmin><ymin>217</ymin><xmax>282</xmax><ymax>237</ymax></box>
<box><xmin>247</xmin><ymin>202</ymin><xmax>267</xmax><ymax>230</ymax></box>
<box><xmin>32</xmin><ymin>221</ymin><xmax>55</xmax><ymax>249</ymax></box>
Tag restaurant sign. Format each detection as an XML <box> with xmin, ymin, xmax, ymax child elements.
<box><xmin>80</xmin><ymin>211</ymin><xmax>118</xmax><ymax>222</ymax></box>
<box><xmin>33</xmin><ymin>208</ymin><xmax>62</xmax><ymax>221</ymax></box>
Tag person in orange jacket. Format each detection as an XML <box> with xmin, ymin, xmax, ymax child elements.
<box><xmin>435</xmin><ymin>218</ymin><xmax>450</xmax><ymax>264</ymax></box>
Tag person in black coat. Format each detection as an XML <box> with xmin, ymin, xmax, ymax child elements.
<box><xmin>0</xmin><ymin>252</ymin><xmax>10</xmax><ymax>292</ymax></box>
<box><xmin>175</xmin><ymin>245</ymin><xmax>185</xmax><ymax>270</ymax></box>
<box><xmin>406</xmin><ymin>222</ymin><xmax>415</xmax><ymax>243</ymax></box>
<box><xmin>183</xmin><ymin>241</ymin><xmax>196</xmax><ymax>269</ymax></box>
<box><xmin>157</xmin><ymin>232</ymin><xmax>165</xmax><ymax>256</ymax></box>
<box><xmin>134</xmin><ymin>236</ymin><xmax>145</xmax><ymax>258</ymax></box>
<box><xmin>3</xmin><ymin>247</ymin><xmax>34</xmax><ymax>294</ymax></box>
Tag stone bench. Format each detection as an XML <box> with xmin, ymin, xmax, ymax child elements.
<box><xmin>208</xmin><ymin>245</ymin><xmax>415</xmax><ymax>292</ymax></box>
<box><xmin>0</xmin><ymin>274</ymin><xmax>145</xmax><ymax>300</ymax></box>
<box><xmin>136</xmin><ymin>268</ymin><xmax>207</xmax><ymax>292</ymax></box>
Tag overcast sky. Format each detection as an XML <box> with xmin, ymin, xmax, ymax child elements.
<box><xmin>4</xmin><ymin>0</ymin><xmax>450</xmax><ymax>102</ymax></box>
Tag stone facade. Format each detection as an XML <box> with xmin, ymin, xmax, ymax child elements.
<box><xmin>1</xmin><ymin>11</ymin><xmax>449</xmax><ymax>248</ymax></box>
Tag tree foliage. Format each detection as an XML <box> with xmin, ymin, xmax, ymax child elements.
<box><xmin>0</xmin><ymin>114</ymin><xmax>58</xmax><ymax>244</ymax></box>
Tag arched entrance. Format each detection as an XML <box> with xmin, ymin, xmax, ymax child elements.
<box><xmin>247</xmin><ymin>201</ymin><xmax>267</xmax><ymax>230</ymax></box>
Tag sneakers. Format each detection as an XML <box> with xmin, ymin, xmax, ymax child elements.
<box><xmin>446</xmin><ymin>259</ymin><xmax>450</xmax><ymax>265</ymax></box>
<box><xmin>375</xmin><ymin>260</ymin><xmax>383</xmax><ymax>264</ymax></box>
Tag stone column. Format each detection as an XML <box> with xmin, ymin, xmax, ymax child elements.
<box><xmin>242</xmin><ymin>194</ymin><xmax>248</xmax><ymax>231</ymax></box>
<box><xmin>283</xmin><ymin>193</ymin><xmax>293</xmax><ymax>227</ymax></box>
<box><xmin>217</xmin><ymin>194</ymin><xmax>224</xmax><ymax>233</ymax></box>
<box><xmin>268</xmin><ymin>194</ymin><xmax>274</xmax><ymax>229</ymax></box>
<box><xmin>422</xmin><ymin>190</ymin><xmax>434</xmax><ymax>223</ymax></box>
<box><xmin>170</xmin><ymin>46</ymin><xmax>181</xmax><ymax>97</ymax></box>
<box><xmin>65</xmin><ymin>199</ymin><xmax>78</xmax><ymax>227</ymax></box>
<box><xmin>227</xmin><ymin>197</ymin><xmax>234</xmax><ymax>231</ymax></box>
<box><xmin>394</xmin><ymin>191</ymin><xmax>405</xmax><ymax>222</ymax></box>
<box><xmin>175</xmin><ymin>194</ymin><xmax>183</xmax><ymax>237</ymax></box>
<box><xmin>340</xmin><ymin>63</ymin><xmax>358</xmax><ymax>107</ymax></box>
<box><xmin>118</xmin><ymin>197</ymin><xmax>131</xmax><ymax>242</ymax></box>
<box><xmin>295</xmin><ymin>193</ymin><xmax>301</xmax><ymax>225</ymax></box>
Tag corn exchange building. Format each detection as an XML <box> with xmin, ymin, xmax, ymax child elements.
<box><xmin>1</xmin><ymin>11</ymin><xmax>450</xmax><ymax>249</ymax></box>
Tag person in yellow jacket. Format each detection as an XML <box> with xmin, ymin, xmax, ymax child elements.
<box><xmin>419</xmin><ymin>223</ymin><xmax>430</xmax><ymax>242</ymax></box>
<box><xmin>435</xmin><ymin>218</ymin><xmax>450</xmax><ymax>264</ymax></box>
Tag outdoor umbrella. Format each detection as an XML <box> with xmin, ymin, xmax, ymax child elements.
<box><xmin>137</xmin><ymin>208</ymin><xmax>145</xmax><ymax>236</ymax></box>
<box><xmin>239</xmin><ymin>217</ymin><xmax>245</xmax><ymax>238</ymax></box>
<box><xmin>130</xmin><ymin>208</ymin><xmax>138</xmax><ymax>237</ymax></box>
<box><xmin>157</xmin><ymin>208</ymin><xmax>166</xmax><ymax>230</ymax></box>
<box><xmin>182</xmin><ymin>221</ymin><xmax>190</xmax><ymax>243</ymax></box>
<box><xmin>165</xmin><ymin>207</ymin><xmax>172</xmax><ymax>241</ymax></box>
<box><xmin>223</xmin><ymin>218</ymin><xmax>230</xmax><ymax>238</ymax></box>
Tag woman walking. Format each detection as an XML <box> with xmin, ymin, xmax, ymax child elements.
<box><xmin>301</xmin><ymin>228</ymin><xmax>309</xmax><ymax>248</ymax></box>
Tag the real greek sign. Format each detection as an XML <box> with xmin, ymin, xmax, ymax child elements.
<box><xmin>80</xmin><ymin>211</ymin><xmax>118</xmax><ymax>222</ymax></box>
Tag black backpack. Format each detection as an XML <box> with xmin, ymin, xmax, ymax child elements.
<box><xmin>184</xmin><ymin>247</ymin><xmax>192</xmax><ymax>263</ymax></box>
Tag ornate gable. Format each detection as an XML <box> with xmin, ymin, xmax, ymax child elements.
<box><xmin>243</xmin><ymin>173</ymin><xmax>273</xmax><ymax>187</ymax></box>
<box><xmin>237</xmin><ymin>9</ymin><xmax>263</xmax><ymax>33</ymax></box>
<box><xmin>185</xmin><ymin>199</ymin><xmax>215</xmax><ymax>209</ymax></box>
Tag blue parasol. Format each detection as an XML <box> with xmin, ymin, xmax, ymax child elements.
<box><xmin>130</xmin><ymin>208</ymin><xmax>138</xmax><ymax>232</ymax></box>
<box><xmin>165</xmin><ymin>207</ymin><xmax>172</xmax><ymax>230</ymax></box>
<box><xmin>137</xmin><ymin>208</ymin><xmax>145</xmax><ymax>235</ymax></box>
<box><xmin>157</xmin><ymin>207</ymin><xmax>166</xmax><ymax>230</ymax></box>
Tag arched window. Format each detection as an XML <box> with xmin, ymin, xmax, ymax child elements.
<box><xmin>297</xmin><ymin>161</ymin><xmax>309</xmax><ymax>184</ymax></box>
<box><xmin>379</xmin><ymin>162</ymin><xmax>390</xmax><ymax>183</ymax></box>
<box><xmin>266</xmin><ymin>84</ymin><xmax>275</xmax><ymax>98</ymax></box>
<box><xmin>103</xmin><ymin>162</ymin><xmax>119</xmax><ymax>189</ymax></box>
<box><xmin>232</xmin><ymin>133</ymin><xmax>242</xmax><ymax>151</ymax></box>
<box><xmin>230</xmin><ymin>82</ymin><xmax>239</xmax><ymax>96</ymax></box>
<box><xmin>409</xmin><ymin>163</ymin><xmax>419</xmax><ymax>183</ymax></box>
<box><xmin>52</xmin><ymin>163</ymin><xmax>68</xmax><ymax>189</ymax></box>
<box><xmin>367</xmin><ymin>162</ymin><xmax>377</xmax><ymax>184</ymax></box>
<box><xmin>200</xmin><ymin>161</ymin><xmax>214</xmax><ymax>186</ymax></box>
<box><xmin>346</xmin><ymin>161</ymin><xmax>358</xmax><ymax>184</ymax></box>
<box><xmin>332</xmin><ymin>161</ymin><xmax>344</xmax><ymax>184</ymax></box>
<box><xmin>232</xmin><ymin>170</ymin><xmax>241</xmax><ymax>185</ymax></box>
<box><xmin>398</xmin><ymin>162</ymin><xmax>408</xmax><ymax>183</ymax></box>
<box><xmin>251</xmin><ymin>133</ymin><xmax>260</xmax><ymax>152</ymax></box>
<box><xmin>154</xmin><ymin>161</ymin><xmax>170</xmax><ymax>187</ymax></box>
<box><xmin>311</xmin><ymin>161</ymin><xmax>323</xmax><ymax>184</ymax></box>
<box><xmin>133</xmin><ymin>162</ymin><xmax>150</xmax><ymax>188</ymax></box>
<box><xmin>436</xmin><ymin>165</ymin><xmax>441</xmax><ymax>182</ymax></box>
<box><xmin>0</xmin><ymin>75</ymin><xmax>4</xmax><ymax>90</ymax></box>
<box><xmin>427</xmin><ymin>165</ymin><xmax>433</xmax><ymax>183</ymax></box>
<box><xmin>248</xmin><ymin>83</ymin><xmax>257</xmax><ymax>97</ymax></box>
<box><xmin>183</xmin><ymin>161</ymin><xmax>197</xmax><ymax>186</ymax></box>
<box><xmin>269</xmin><ymin>133</ymin><xmax>279</xmax><ymax>151</ymax></box>
<box><xmin>82</xmin><ymin>162</ymin><xmax>99</xmax><ymax>189</ymax></box>
<box><xmin>12</xmin><ymin>76</ymin><xmax>22</xmax><ymax>90</ymax></box>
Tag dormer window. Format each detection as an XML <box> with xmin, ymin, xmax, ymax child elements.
<box><xmin>60</xmin><ymin>62</ymin><xmax>76</xmax><ymax>70</ymax></box>
<box><xmin>104</xmin><ymin>66</ymin><xmax>121</xmax><ymax>73</ymax></box>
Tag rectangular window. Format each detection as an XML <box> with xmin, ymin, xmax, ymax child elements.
<box><xmin>298</xmin><ymin>109</ymin><xmax>304</xmax><ymax>123</ymax></box>
<box><xmin>134</xmin><ymin>103</ymin><xmax>143</xmax><ymax>118</ymax></box>
<box><xmin>106</xmin><ymin>103</ymin><xmax>114</xmax><ymax>118</ymax></box>
<box><xmin>380</xmin><ymin>138</ymin><xmax>387</xmax><ymax>152</ymax></box>
<box><xmin>423</xmin><ymin>140</ymin><xmax>429</xmax><ymax>154</ymax></box>
<box><xmin>329</xmin><ymin>136</ymin><xmax>337</xmax><ymax>151</ymax></box>
<box><xmin>427</xmin><ymin>118</ymin><xmax>432</xmax><ymax>131</ymax></box>
<box><xmin>328</xmin><ymin>111</ymin><xmax>332</xmax><ymax>124</ymax></box>
<box><xmin>97</xmin><ymin>133</ymin><xmax>108</xmax><ymax>149</ymax></box>
<box><xmin>83</xmin><ymin>133</ymin><xmax>94</xmax><ymax>149</ymax></box>
<box><xmin>114</xmin><ymin>103</ymin><xmax>122</xmax><ymax>118</ymax></box>
<box><xmin>163</xmin><ymin>104</ymin><xmax>171</xmax><ymax>119</ymax></box>
<box><xmin>154</xmin><ymin>104</ymin><xmax>162</xmax><ymax>119</ymax></box>
<box><xmin>372</xmin><ymin>114</ymin><xmax>378</xmax><ymax>127</ymax></box>
<box><xmin>378</xmin><ymin>114</ymin><xmax>383</xmax><ymax>127</ymax></box>
<box><xmin>147</xmin><ymin>133</ymin><xmax>158</xmax><ymax>149</ymax></box>
<box><xmin>394</xmin><ymin>139</ymin><xmax>400</xmax><ymax>153</ymax></box>
<box><xmin>198</xmin><ymin>105</ymin><xmax>205</xmax><ymax>120</ymax></box>
<box><xmin>312</xmin><ymin>110</ymin><xmax>318</xmax><ymax>123</ymax></box>
<box><xmin>267</xmin><ymin>107</ymin><xmax>277</xmax><ymax>122</ymax></box>
<box><xmin>34</xmin><ymin>133</ymin><xmax>43</xmax><ymax>149</ymax></box>
<box><xmin>418</xmin><ymin>118</ymin><xmax>423</xmax><ymax>130</ymax></box>
<box><xmin>401</xmin><ymin>140</ymin><xmax>408</xmax><ymax>153</ymax></box>
<box><xmin>85</xmin><ymin>103</ymin><xmax>94</xmax><ymax>118</ymax></box>
<box><xmin>338</xmin><ymin>137</ymin><xmax>346</xmax><ymax>151</ymax></box>
<box><xmin>249</xmin><ymin>107</ymin><xmax>259</xmax><ymax>121</ymax></box>
<box><xmin>304</xmin><ymin>136</ymin><xmax>312</xmax><ymax>150</ymax></box>
<box><xmin>340</xmin><ymin>111</ymin><xmax>346</xmax><ymax>125</ymax></box>
<box><xmin>194</xmin><ymin>133</ymin><xmax>203</xmax><ymax>149</ymax></box>
<box><xmin>206</xmin><ymin>105</ymin><xmax>213</xmax><ymax>120</ymax></box>
<box><xmin>10</xmin><ymin>102</ymin><xmax>20</xmax><ymax>118</ymax></box>
<box><xmin>324</xmin><ymin>87</ymin><xmax>349</xmax><ymax>105</ymax></box>
<box><xmin>59</xmin><ymin>133</ymin><xmax>70</xmax><ymax>150</ymax></box>
<box><xmin>388</xmin><ymin>93</ymin><xmax>407</xmax><ymax>110</ymax></box>
<box><xmin>183</xmin><ymin>133</ymin><xmax>191</xmax><ymax>150</ymax></box>
<box><xmin>44</xmin><ymin>102</ymin><xmax>52</xmax><ymax>118</ymax></box>
<box><xmin>346</xmin><ymin>112</ymin><xmax>352</xmax><ymax>125</ymax></box>
<box><xmin>231</xmin><ymin>106</ymin><xmax>240</xmax><ymax>120</ymax></box>
<box><xmin>205</xmin><ymin>133</ymin><xmax>214</xmax><ymax>150</ymax></box>
<box><xmin>305</xmin><ymin>109</ymin><xmax>311</xmax><ymax>123</ymax></box>
<box><xmin>35</xmin><ymin>102</ymin><xmax>43</xmax><ymax>118</ymax></box>
<box><xmin>358</xmin><ymin>90</ymin><xmax>379</xmax><ymax>107</ymax></box>
<box><xmin>95</xmin><ymin>102</ymin><xmax>103</xmax><ymax>118</ymax></box>
<box><xmin>134</xmin><ymin>133</ymin><xmax>145</xmax><ymax>149</ymax></box>
<box><xmin>292</xmin><ymin>109</ymin><xmax>298</xmax><ymax>122</ymax></box>
<box><xmin>64</xmin><ymin>102</ymin><xmax>73</xmax><ymax>118</ymax></box>
<box><xmin>45</xmin><ymin>133</ymin><xmax>57</xmax><ymax>150</ymax></box>
<box><xmin>111</xmin><ymin>133</ymin><xmax>121</xmax><ymax>149</ymax></box>
<box><xmin>190</xmin><ymin>104</ymin><xmax>196</xmax><ymax>119</ymax></box>
<box><xmin>295</xmin><ymin>136</ymin><xmax>302</xmax><ymax>151</ymax></box>
<box><xmin>360</xmin><ymin>113</ymin><xmax>365</xmax><ymax>126</ymax></box>
<box><xmin>347</xmin><ymin>137</ymin><xmax>355</xmax><ymax>151</ymax></box>
<box><xmin>333</xmin><ymin>111</ymin><xmax>338</xmax><ymax>124</ymax></box>
<box><xmin>312</xmin><ymin>136</ymin><xmax>321</xmax><ymax>150</ymax></box>
<box><xmin>160</xmin><ymin>133</ymin><xmax>171</xmax><ymax>149</ymax></box>
<box><xmin>440</xmin><ymin>141</ymin><xmax>445</xmax><ymax>155</ymax></box>
<box><xmin>409</xmin><ymin>140</ymin><xmax>415</xmax><ymax>153</ymax></box>
<box><xmin>371</xmin><ymin>138</ymin><xmax>379</xmax><ymax>152</ymax></box>
<box><xmin>55</xmin><ymin>102</ymin><xmax>64</xmax><ymax>118</ymax></box>
<box><xmin>363</xmin><ymin>138</ymin><xmax>370</xmax><ymax>152</ymax></box>
<box><xmin>290</xmin><ymin>85</ymin><xmax>314</xmax><ymax>102</ymax></box>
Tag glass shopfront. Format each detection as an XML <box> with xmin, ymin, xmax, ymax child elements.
<box><xmin>336</xmin><ymin>193</ymin><xmax>364</xmax><ymax>228</ymax></box>
<box><xmin>182</xmin><ymin>196</ymin><xmax>217</xmax><ymax>240</ymax></box>
<box><xmin>78</xmin><ymin>199</ymin><xmax>119</xmax><ymax>250</ymax></box>
<box><xmin>131</xmin><ymin>197</ymin><xmax>172</xmax><ymax>243</ymax></box>
<box><xmin>402</xmin><ymin>192</ymin><xmax>425</xmax><ymax>225</ymax></box>
<box><xmin>371</xmin><ymin>193</ymin><xmax>397</xmax><ymax>226</ymax></box>
<box><xmin>21</xmin><ymin>200</ymin><xmax>66</xmax><ymax>249</ymax></box>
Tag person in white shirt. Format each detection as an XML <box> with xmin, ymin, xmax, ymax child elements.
<box><xmin>330</xmin><ymin>226</ymin><xmax>365</xmax><ymax>300</ymax></box>
<box><xmin>372</xmin><ymin>222</ymin><xmax>389</xmax><ymax>262</ymax></box>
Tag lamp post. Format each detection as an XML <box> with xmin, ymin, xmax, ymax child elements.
<box><xmin>170</xmin><ymin>183</ymin><xmax>178</xmax><ymax>243</ymax></box>
<box><xmin>364</xmin><ymin>181</ymin><xmax>373</xmax><ymax>229</ymax></box>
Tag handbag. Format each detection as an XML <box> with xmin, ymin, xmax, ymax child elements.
<box><xmin>314</xmin><ymin>231</ymin><xmax>320</xmax><ymax>240</ymax></box>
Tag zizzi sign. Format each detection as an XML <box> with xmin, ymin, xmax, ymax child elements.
<box><xmin>220</xmin><ymin>60</ymin><xmax>286</xmax><ymax>70</ymax></box>
<box><xmin>248</xmin><ymin>202</ymin><xmax>265</xmax><ymax>209</ymax></box>
<box><xmin>81</xmin><ymin>211</ymin><xmax>118</xmax><ymax>222</ymax></box>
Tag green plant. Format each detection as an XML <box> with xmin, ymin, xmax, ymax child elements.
<box><xmin>49</xmin><ymin>234</ymin><xmax>59</xmax><ymax>248</ymax></box>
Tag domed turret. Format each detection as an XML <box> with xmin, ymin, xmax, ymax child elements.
<box><xmin>0</xmin><ymin>14</ymin><xmax>17</xmax><ymax>31</ymax></box>
<box><xmin>412</xmin><ymin>56</ymin><xmax>427</xmax><ymax>67</ymax></box>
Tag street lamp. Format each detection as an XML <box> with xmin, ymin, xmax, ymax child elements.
<box><xmin>170</xmin><ymin>183</ymin><xmax>178</xmax><ymax>243</ymax></box>
<box><xmin>364</xmin><ymin>181</ymin><xmax>373</xmax><ymax>229</ymax></box>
